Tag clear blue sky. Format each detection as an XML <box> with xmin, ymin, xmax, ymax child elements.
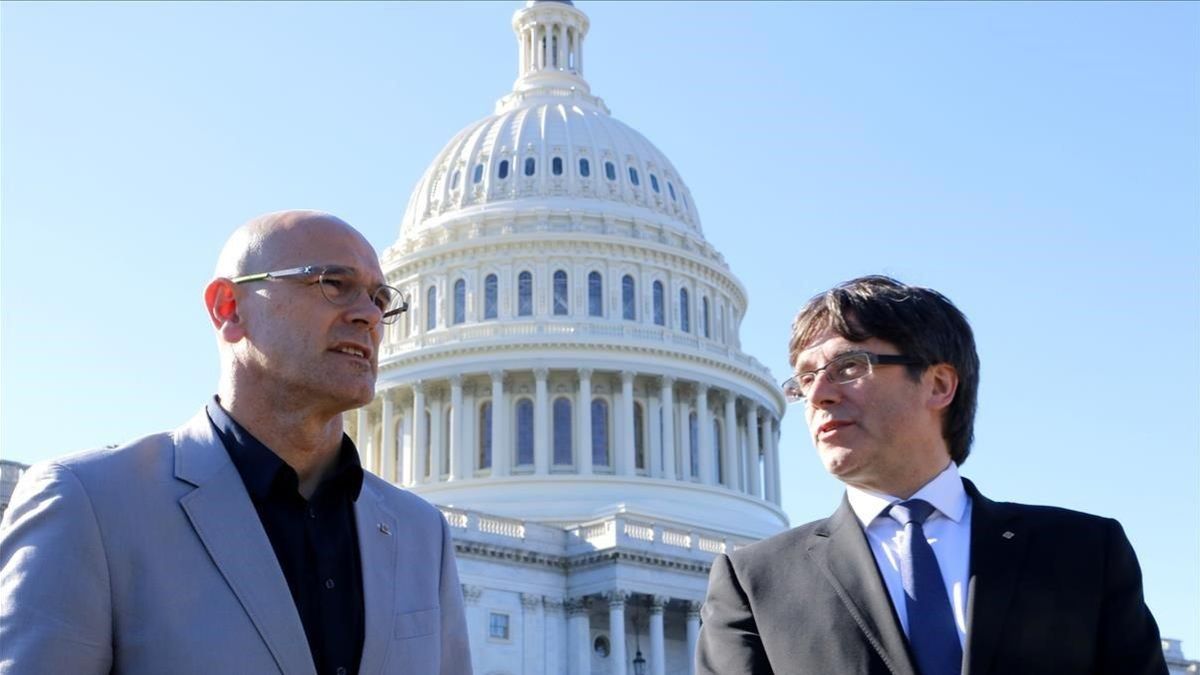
<box><xmin>3</xmin><ymin>0</ymin><xmax>1197</xmax><ymax>653</ymax></box>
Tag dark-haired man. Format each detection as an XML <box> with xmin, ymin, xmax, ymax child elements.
<box><xmin>696</xmin><ymin>275</ymin><xmax>1165</xmax><ymax>675</ymax></box>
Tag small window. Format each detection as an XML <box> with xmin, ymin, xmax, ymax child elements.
<box><xmin>680</xmin><ymin>288</ymin><xmax>690</xmax><ymax>333</ymax></box>
<box><xmin>489</xmin><ymin>612</ymin><xmax>510</xmax><ymax>640</ymax></box>
<box><xmin>484</xmin><ymin>274</ymin><xmax>498</xmax><ymax>320</ymax></box>
<box><xmin>524</xmin><ymin>157</ymin><xmax>536</xmax><ymax>176</ymax></box>
<box><xmin>579</xmin><ymin>158</ymin><xmax>591</xmax><ymax>177</ymax></box>
<box><xmin>453</xmin><ymin>279</ymin><xmax>466</xmax><ymax>325</ymax></box>
<box><xmin>588</xmin><ymin>271</ymin><xmax>603</xmax><ymax>317</ymax></box>
<box><xmin>553</xmin><ymin>398</ymin><xmax>572</xmax><ymax>465</ymax></box>
<box><xmin>593</xmin><ymin>635</ymin><xmax>610</xmax><ymax>657</ymax></box>
<box><xmin>450</xmin><ymin>170</ymin><xmax>460</xmax><ymax>190</ymax></box>
<box><xmin>472</xmin><ymin>163</ymin><xmax>484</xmax><ymax>184</ymax></box>
<box><xmin>650</xmin><ymin>174</ymin><xmax>660</xmax><ymax>193</ymax></box>
<box><xmin>653</xmin><ymin>281</ymin><xmax>665</xmax><ymax>326</ymax></box>
<box><xmin>516</xmin><ymin>399</ymin><xmax>534</xmax><ymax>465</ymax></box>
<box><xmin>553</xmin><ymin>270</ymin><xmax>569</xmax><ymax>316</ymax></box>
<box><xmin>621</xmin><ymin>274</ymin><xmax>636</xmax><ymax>321</ymax></box>
<box><xmin>498</xmin><ymin>159</ymin><xmax>510</xmax><ymax>179</ymax></box>
<box><xmin>552</xmin><ymin>157</ymin><xmax>563</xmax><ymax>176</ymax></box>
<box><xmin>592</xmin><ymin>398</ymin><xmax>609</xmax><ymax>467</ymax></box>
<box><xmin>702</xmin><ymin>297</ymin><xmax>711</xmax><ymax>338</ymax></box>
<box><xmin>605</xmin><ymin>161</ymin><xmax>616</xmax><ymax>181</ymax></box>
<box><xmin>668</xmin><ymin>181</ymin><xmax>677</xmax><ymax>201</ymax></box>
<box><xmin>518</xmin><ymin>271</ymin><xmax>533</xmax><ymax>317</ymax></box>
<box><xmin>628</xmin><ymin>167</ymin><xmax>640</xmax><ymax>186</ymax></box>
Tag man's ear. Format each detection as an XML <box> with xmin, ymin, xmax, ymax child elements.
<box><xmin>926</xmin><ymin>363</ymin><xmax>959</xmax><ymax>412</ymax></box>
<box><xmin>204</xmin><ymin>278</ymin><xmax>247</xmax><ymax>343</ymax></box>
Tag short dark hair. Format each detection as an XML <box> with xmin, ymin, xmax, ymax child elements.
<box><xmin>788</xmin><ymin>275</ymin><xmax>980</xmax><ymax>465</ymax></box>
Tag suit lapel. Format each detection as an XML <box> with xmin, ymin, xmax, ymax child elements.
<box><xmin>173</xmin><ymin>411</ymin><xmax>316</xmax><ymax>675</ymax></box>
<box><xmin>354</xmin><ymin>479</ymin><xmax>399</xmax><ymax>674</ymax></box>
<box><xmin>808</xmin><ymin>497</ymin><xmax>917</xmax><ymax>675</ymax></box>
<box><xmin>962</xmin><ymin>479</ymin><xmax>1029</xmax><ymax>675</ymax></box>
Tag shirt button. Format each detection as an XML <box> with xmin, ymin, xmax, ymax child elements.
<box><xmin>325</xmin><ymin>578</ymin><xmax>336</xmax><ymax>589</ymax></box>
<box><xmin>336</xmin><ymin>668</ymin><xmax>347</xmax><ymax>675</ymax></box>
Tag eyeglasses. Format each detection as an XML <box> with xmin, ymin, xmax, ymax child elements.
<box><xmin>782</xmin><ymin>351</ymin><xmax>924</xmax><ymax>403</ymax></box>
<box><xmin>229</xmin><ymin>265</ymin><xmax>409</xmax><ymax>324</ymax></box>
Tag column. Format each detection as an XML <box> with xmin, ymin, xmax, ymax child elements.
<box><xmin>356</xmin><ymin>405</ymin><xmax>370</xmax><ymax>472</ymax></box>
<box><xmin>686</xmin><ymin>602</ymin><xmax>702</xmax><ymax>675</ymax></box>
<box><xmin>381</xmin><ymin>392</ymin><xmax>396</xmax><ymax>483</ymax></box>
<box><xmin>534</xmin><ymin>368</ymin><xmax>549</xmax><ymax>475</ymax></box>
<box><xmin>747</xmin><ymin>407</ymin><xmax>762</xmax><ymax>498</ymax></box>
<box><xmin>770</xmin><ymin>416</ymin><xmax>783</xmax><ymax>505</ymax></box>
<box><xmin>543</xmin><ymin>597</ymin><xmax>567</xmax><ymax>674</ymax></box>
<box><xmin>648</xmin><ymin>388</ymin><xmax>662</xmax><ymax>478</ymax></box>
<box><xmin>521</xmin><ymin>593</ymin><xmax>544</xmax><ymax>675</ymax></box>
<box><xmin>399</xmin><ymin>412</ymin><xmax>412</xmax><ymax>485</ymax></box>
<box><xmin>430</xmin><ymin>390</ymin><xmax>444</xmax><ymax>480</ymax></box>
<box><xmin>566</xmin><ymin>597</ymin><xmax>590</xmax><ymax>675</ymax></box>
<box><xmin>696</xmin><ymin>384</ymin><xmax>713</xmax><ymax>485</ymax></box>
<box><xmin>462</xmin><ymin>585</ymin><xmax>484</xmax><ymax>668</ymax></box>
<box><xmin>648</xmin><ymin>595</ymin><xmax>666</xmax><ymax>675</ymax></box>
<box><xmin>412</xmin><ymin>382</ymin><xmax>427</xmax><ymax>483</ymax></box>
<box><xmin>606</xmin><ymin>591</ymin><xmax>628</xmax><ymax>675</ymax></box>
<box><xmin>677</xmin><ymin>387</ymin><xmax>692</xmax><ymax>481</ymax></box>
<box><xmin>449</xmin><ymin>375</ymin><xmax>464</xmax><ymax>480</ymax></box>
<box><xmin>723</xmin><ymin>393</ymin><xmax>739</xmax><ymax>490</ymax></box>
<box><xmin>491</xmin><ymin>370</ymin><xmax>509</xmax><ymax>477</ymax></box>
<box><xmin>577</xmin><ymin>368</ymin><xmax>593</xmax><ymax>474</ymax></box>
<box><xmin>659</xmin><ymin>377</ymin><xmax>676</xmax><ymax>480</ymax></box>
<box><xmin>620</xmin><ymin>371</ymin><xmax>636</xmax><ymax>476</ymax></box>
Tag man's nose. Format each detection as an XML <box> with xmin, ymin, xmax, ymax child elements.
<box><xmin>345</xmin><ymin>289</ymin><xmax>384</xmax><ymax>328</ymax></box>
<box><xmin>806</xmin><ymin>370</ymin><xmax>842</xmax><ymax>407</ymax></box>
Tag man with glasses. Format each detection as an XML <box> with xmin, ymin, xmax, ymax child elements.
<box><xmin>0</xmin><ymin>210</ymin><xmax>472</xmax><ymax>674</ymax></box>
<box><xmin>696</xmin><ymin>275</ymin><xmax>1165</xmax><ymax>675</ymax></box>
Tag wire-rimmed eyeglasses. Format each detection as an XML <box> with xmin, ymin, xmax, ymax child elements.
<box><xmin>782</xmin><ymin>351</ymin><xmax>924</xmax><ymax>403</ymax></box>
<box><xmin>229</xmin><ymin>265</ymin><xmax>409</xmax><ymax>324</ymax></box>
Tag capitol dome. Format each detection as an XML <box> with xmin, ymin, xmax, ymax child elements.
<box><xmin>354</xmin><ymin>0</ymin><xmax>787</xmax><ymax>542</ymax></box>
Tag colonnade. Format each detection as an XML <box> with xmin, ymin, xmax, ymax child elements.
<box><xmin>462</xmin><ymin>586</ymin><xmax>702</xmax><ymax>675</ymax></box>
<box><xmin>517</xmin><ymin>15</ymin><xmax>585</xmax><ymax>77</ymax></box>
<box><xmin>353</xmin><ymin>367</ymin><xmax>783</xmax><ymax>505</ymax></box>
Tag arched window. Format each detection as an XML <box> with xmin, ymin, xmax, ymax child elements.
<box><xmin>484</xmin><ymin>274</ymin><xmax>498</xmax><ymax>320</ymax></box>
<box><xmin>553</xmin><ymin>398</ymin><xmax>572</xmax><ymax>466</ymax></box>
<box><xmin>668</xmin><ymin>181</ymin><xmax>677</xmax><ymax>201</ymax></box>
<box><xmin>426</xmin><ymin>286</ymin><xmax>437</xmax><ymax>330</ymax></box>
<box><xmin>689</xmin><ymin>411</ymin><xmax>699</xmax><ymax>479</ymax></box>
<box><xmin>516</xmin><ymin>399</ymin><xmax>534</xmax><ymax>466</ymax></box>
<box><xmin>498</xmin><ymin>159</ymin><xmax>510</xmax><ymax>179</ymax></box>
<box><xmin>552</xmin><ymin>157</ymin><xmax>563</xmax><ymax>176</ymax></box>
<box><xmin>628</xmin><ymin>167</ymin><xmax>640</xmax><ymax>186</ymax></box>
<box><xmin>592</xmin><ymin>399</ymin><xmax>609</xmax><ymax>468</ymax></box>
<box><xmin>634</xmin><ymin>402</ymin><xmax>646</xmax><ymax>471</ymax></box>
<box><xmin>452</xmin><ymin>279</ymin><xmax>466</xmax><ymax>325</ymax></box>
<box><xmin>518</xmin><ymin>271</ymin><xmax>533</xmax><ymax>316</ymax></box>
<box><xmin>680</xmin><ymin>288</ymin><xmax>690</xmax><ymax>333</ymax></box>
<box><xmin>713</xmin><ymin>418</ymin><xmax>724</xmax><ymax>485</ymax></box>
<box><xmin>588</xmin><ymin>272</ymin><xmax>603</xmax><ymax>317</ymax></box>
<box><xmin>604</xmin><ymin>161</ymin><xmax>616</xmax><ymax>181</ymax></box>
<box><xmin>478</xmin><ymin>402</ymin><xmax>492</xmax><ymax>470</ymax></box>
<box><xmin>702</xmin><ymin>297</ymin><xmax>711</xmax><ymax>338</ymax></box>
<box><xmin>579</xmin><ymin>158</ymin><xmax>590</xmax><ymax>177</ymax></box>
<box><xmin>621</xmin><ymin>274</ymin><xmax>636</xmax><ymax>321</ymax></box>
<box><xmin>472</xmin><ymin>163</ymin><xmax>484</xmax><ymax>184</ymax></box>
<box><xmin>553</xmin><ymin>270</ymin><xmax>569</xmax><ymax>315</ymax></box>
<box><xmin>450</xmin><ymin>169</ymin><xmax>460</xmax><ymax>190</ymax></box>
<box><xmin>524</xmin><ymin>157</ymin><xmax>536</xmax><ymax>176</ymax></box>
<box><xmin>650</xmin><ymin>174</ymin><xmax>660</xmax><ymax>193</ymax></box>
<box><xmin>653</xmin><ymin>281</ymin><xmax>665</xmax><ymax>326</ymax></box>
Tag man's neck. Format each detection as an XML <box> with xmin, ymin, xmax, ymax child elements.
<box><xmin>217</xmin><ymin>392</ymin><xmax>345</xmax><ymax>499</ymax></box>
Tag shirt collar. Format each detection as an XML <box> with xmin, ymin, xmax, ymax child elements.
<box><xmin>846</xmin><ymin>461</ymin><xmax>967</xmax><ymax>527</ymax></box>
<box><xmin>206</xmin><ymin>395</ymin><xmax>364</xmax><ymax>503</ymax></box>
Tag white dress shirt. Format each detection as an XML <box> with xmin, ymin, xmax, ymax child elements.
<box><xmin>845</xmin><ymin>462</ymin><xmax>973</xmax><ymax>647</ymax></box>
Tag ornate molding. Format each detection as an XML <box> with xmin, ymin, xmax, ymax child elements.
<box><xmin>686</xmin><ymin>600</ymin><xmax>703</xmax><ymax>618</ymax></box>
<box><xmin>520</xmin><ymin>592</ymin><xmax>542</xmax><ymax>610</ymax></box>
<box><xmin>565</xmin><ymin>597</ymin><xmax>591</xmax><ymax>617</ymax></box>
<box><xmin>603</xmin><ymin>590</ymin><xmax>630</xmax><ymax>608</ymax></box>
<box><xmin>461</xmin><ymin>584</ymin><xmax>483</xmax><ymax>604</ymax></box>
<box><xmin>648</xmin><ymin>594</ymin><xmax>668</xmax><ymax>613</ymax></box>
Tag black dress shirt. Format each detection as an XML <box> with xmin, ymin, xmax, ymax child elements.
<box><xmin>207</xmin><ymin>398</ymin><xmax>365</xmax><ymax>675</ymax></box>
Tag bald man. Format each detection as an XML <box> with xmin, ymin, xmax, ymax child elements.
<box><xmin>0</xmin><ymin>211</ymin><xmax>472</xmax><ymax>675</ymax></box>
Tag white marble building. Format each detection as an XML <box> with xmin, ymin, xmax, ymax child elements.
<box><xmin>346</xmin><ymin>1</ymin><xmax>787</xmax><ymax>672</ymax></box>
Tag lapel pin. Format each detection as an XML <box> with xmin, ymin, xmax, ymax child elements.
<box><xmin>379</xmin><ymin>523</ymin><xmax>391</xmax><ymax>536</ymax></box>
<box><xmin>1002</xmin><ymin>531</ymin><xmax>1015</xmax><ymax>540</ymax></box>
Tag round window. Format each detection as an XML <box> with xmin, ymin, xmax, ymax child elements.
<box><xmin>593</xmin><ymin>635</ymin><xmax>611</xmax><ymax>658</ymax></box>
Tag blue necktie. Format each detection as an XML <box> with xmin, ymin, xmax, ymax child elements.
<box><xmin>888</xmin><ymin>499</ymin><xmax>963</xmax><ymax>675</ymax></box>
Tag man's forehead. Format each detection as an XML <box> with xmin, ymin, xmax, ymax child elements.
<box><xmin>795</xmin><ymin>331</ymin><xmax>891</xmax><ymax>369</ymax></box>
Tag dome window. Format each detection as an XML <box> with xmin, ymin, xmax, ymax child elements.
<box><xmin>553</xmin><ymin>270</ymin><xmax>569</xmax><ymax>315</ymax></box>
<box><xmin>668</xmin><ymin>181</ymin><xmax>677</xmax><ymax>201</ymax></box>
<box><xmin>553</xmin><ymin>398</ymin><xmax>573</xmax><ymax>466</ymax></box>
<box><xmin>652</xmin><ymin>281</ymin><xmax>665</xmax><ymax>326</ymax></box>
<box><xmin>621</xmin><ymin>274</ymin><xmax>636</xmax><ymax>321</ymax></box>
<box><xmin>650</xmin><ymin>174</ymin><xmax>660</xmax><ymax>193</ymax></box>
<box><xmin>552</xmin><ymin>157</ymin><xmax>563</xmax><ymax>176</ymax></box>
<box><xmin>472</xmin><ymin>163</ymin><xmax>484</xmax><ymax>184</ymax></box>
<box><xmin>518</xmin><ymin>271</ymin><xmax>533</xmax><ymax>316</ymax></box>
<box><xmin>579</xmin><ymin>158</ymin><xmax>591</xmax><ymax>177</ymax></box>
<box><xmin>483</xmin><ymin>274</ymin><xmax>498</xmax><ymax>320</ymax></box>
<box><xmin>680</xmin><ymin>288</ymin><xmax>691</xmax><ymax>333</ymax></box>
<box><xmin>426</xmin><ymin>286</ymin><xmax>438</xmax><ymax>331</ymax></box>
<box><xmin>450</xmin><ymin>170</ymin><xmax>460</xmax><ymax>190</ymax></box>
<box><xmin>604</xmin><ymin>161</ymin><xmax>616</xmax><ymax>181</ymax></box>
<box><xmin>497</xmin><ymin>160</ymin><xmax>510</xmax><ymax>180</ymax></box>
<box><xmin>479</xmin><ymin>402</ymin><xmax>492</xmax><ymax>470</ymax></box>
<box><xmin>592</xmin><ymin>399</ymin><xmax>610</xmax><ymax>468</ymax></box>
<box><xmin>524</xmin><ymin>157</ymin><xmax>536</xmax><ymax>176</ymax></box>
<box><xmin>588</xmin><ymin>271</ymin><xmax>603</xmax><ymax>317</ymax></box>
<box><xmin>628</xmin><ymin>167</ymin><xmax>640</xmax><ymax>186</ymax></box>
<box><xmin>516</xmin><ymin>399</ymin><xmax>534</xmax><ymax>465</ymax></box>
<box><xmin>453</xmin><ymin>279</ymin><xmax>466</xmax><ymax>325</ymax></box>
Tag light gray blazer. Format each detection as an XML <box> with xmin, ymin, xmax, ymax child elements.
<box><xmin>0</xmin><ymin>410</ymin><xmax>472</xmax><ymax>675</ymax></box>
